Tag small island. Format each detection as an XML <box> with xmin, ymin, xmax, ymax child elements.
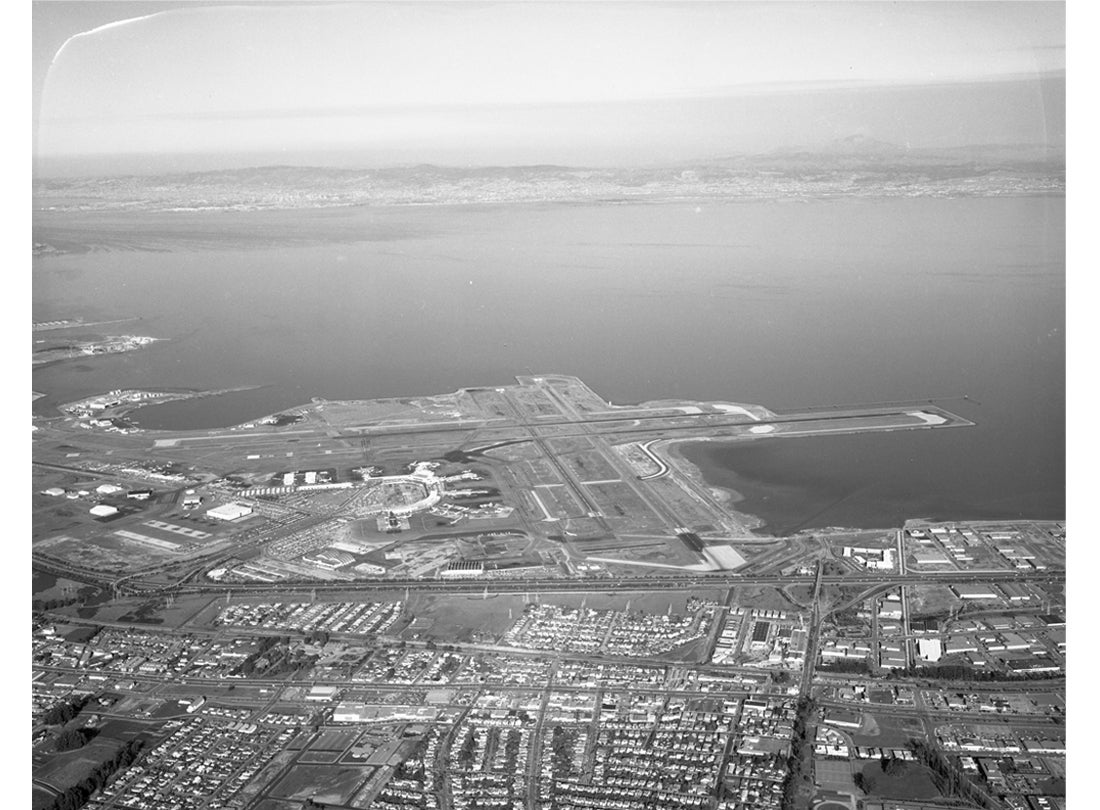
<box><xmin>32</xmin><ymin>334</ymin><xmax>160</xmax><ymax>367</ymax></box>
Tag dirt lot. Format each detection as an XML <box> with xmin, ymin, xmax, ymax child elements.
<box><xmin>269</xmin><ymin>763</ymin><xmax>368</xmax><ymax>804</ymax></box>
<box><xmin>849</xmin><ymin>712</ymin><xmax>927</xmax><ymax>748</ymax></box>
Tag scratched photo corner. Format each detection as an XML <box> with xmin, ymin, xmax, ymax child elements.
<box><xmin>31</xmin><ymin>3</ymin><xmax>1066</xmax><ymax>810</ymax></box>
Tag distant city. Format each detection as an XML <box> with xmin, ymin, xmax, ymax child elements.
<box><xmin>32</xmin><ymin>141</ymin><xmax>1063</xmax><ymax>215</ymax></box>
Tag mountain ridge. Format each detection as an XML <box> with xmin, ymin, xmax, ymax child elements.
<box><xmin>33</xmin><ymin>141</ymin><xmax>1064</xmax><ymax>212</ymax></box>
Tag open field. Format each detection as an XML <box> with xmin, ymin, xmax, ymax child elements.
<box><xmin>252</xmin><ymin>800</ymin><xmax>301</xmax><ymax>810</ymax></box>
<box><xmin>534</xmin><ymin>589</ymin><xmax>726</xmax><ymax>613</ymax></box>
<box><xmin>34</xmin><ymin>740</ymin><xmax>120</xmax><ymax>790</ymax></box>
<box><xmin>732</xmin><ymin>585</ymin><xmax>809</xmax><ymax>613</ymax></box>
<box><xmin>404</xmin><ymin>593</ymin><xmax>529</xmax><ymax>642</ymax></box>
<box><xmin>269</xmin><ymin>763</ymin><xmax>368</xmax><ymax>804</ymax></box>
<box><xmin>849</xmin><ymin>713</ymin><xmax>928</xmax><ymax>748</ymax></box>
<box><xmin>311</xmin><ymin>727</ymin><xmax>363</xmax><ymax>751</ymax></box>
<box><xmin>815</xmin><ymin>758</ymin><xmax>860</xmax><ymax>793</ymax></box>
<box><xmin>858</xmin><ymin>760</ymin><xmax>942</xmax><ymax>800</ymax></box>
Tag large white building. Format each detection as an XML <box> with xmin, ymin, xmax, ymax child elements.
<box><xmin>916</xmin><ymin>638</ymin><xmax>943</xmax><ymax>662</ymax></box>
<box><xmin>206</xmin><ymin>502</ymin><xmax>253</xmax><ymax>521</ymax></box>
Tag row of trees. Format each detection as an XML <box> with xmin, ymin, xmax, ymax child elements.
<box><xmin>817</xmin><ymin>658</ymin><xmax>872</xmax><ymax>674</ymax></box>
<box><xmin>550</xmin><ymin>725</ymin><xmax>578</xmax><ymax>779</ymax></box>
<box><xmin>908</xmin><ymin>739</ymin><xmax>995</xmax><ymax>809</ymax></box>
<box><xmin>231</xmin><ymin>635</ymin><xmax>283</xmax><ymax>676</ymax></box>
<box><xmin>41</xmin><ymin>695</ymin><xmax>91</xmax><ymax>726</ymax></box>
<box><xmin>456</xmin><ymin>728</ymin><xmax>478</xmax><ymax>769</ymax></box>
<box><xmin>46</xmin><ymin>739</ymin><xmax>145</xmax><ymax>810</ymax></box>
<box><xmin>33</xmin><ymin>596</ymin><xmax>86</xmax><ymax>612</ymax></box>
<box><xmin>54</xmin><ymin>727</ymin><xmax>98</xmax><ymax>753</ymax></box>
<box><xmin>853</xmin><ymin>754</ymin><xmax>912</xmax><ymax>793</ymax></box>
<box><xmin>394</xmin><ymin>735</ymin><xmax>431</xmax><ymax>781</ymax></box>
<box><xmin>902</xmin><ymin>664</ymin><xmax>1060</xmax><ymax>682</ymax></box>
<box><xmin>778</xmin><ymin>696</ymin><xmax>816</xmax><ymax>810</ymax></box>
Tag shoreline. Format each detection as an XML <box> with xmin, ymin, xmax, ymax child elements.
<box><xmin>665</xmin><ymin>436</ymin><xmax>914</xmax><ymax>538</ymax></box>
<box><xmin>52</xmin><ymin>385</ymin><xmax>265</xmax><ymax>422</ymax></box>
<box><xmin>31</xmin><ymin>192</ymin><xmax>1065</xmax><ymax>257</ymax></box>
<box><xmin>667</xmin><ymin>436</ymin><xmax>1067</xmax><ymax>538</ymax></box>
<box><xmin>662</xmin><ymin>437</ymin><xmax>770</xmax><ymax>537</ymax></box>
<box><xmin>31</xmin><ymin>335</ymin><xmax>162</xmax><ymax>368</ymax></box>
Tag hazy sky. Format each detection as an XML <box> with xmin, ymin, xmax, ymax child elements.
<box><xmin>34</xmin><ymin>1</ymin><xmax>1065</xmax><ymax>173</ymax></box>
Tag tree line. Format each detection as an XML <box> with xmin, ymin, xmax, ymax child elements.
<box><xmin>41</xmin><ymin>695</ymin><xmax>91</xmax><ymax>726</ymax></box>
<box><xmin>779</xmin><ymin>696</ymin><xmax>816</xmax><ymax>810</ymax></box>
<box><xmin>817</xmin><ymin>658</ymin><xmax>872</xmax><ymax>674</ymax></box>
<box><xmin>45</xmin><ymin>739</ymin><xmax>145</xmax><ymax>810</ymax></box>
<box><xmin>899</xmin><ymin>664</ymin><xmax>1060</xmax><ymax>682</ymax></box>
<box><xmin>54</xmin><ymin>726</ymin><xmax>98</xmax><ymax>752</ymax></box>
<box><xmin>907</xmin><ymin>738</ymin><xmax>996</xmax><ymax>808</ymax></box>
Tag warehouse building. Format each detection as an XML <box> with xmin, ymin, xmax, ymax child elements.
<box><xmin>206</xmin><ymin>502</ymin><xmax>253</xmax><ymax>521</ymax></box>
<box><xmin>916</xmin><ymin>638</ymin><xmax>943</xmax><ymax>662</ymax></box>
<box><xmin>953</xmin><ymin>585</ymin><xmax>999</xmax><ymax>600</ymax></box>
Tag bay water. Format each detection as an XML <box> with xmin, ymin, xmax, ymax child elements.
<box><xmin>32</xmin><ymin>197</ymin><xmax>1065</xmax><ymax>532</ymax></box>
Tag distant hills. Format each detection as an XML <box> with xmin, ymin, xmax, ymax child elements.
<box><xmin>34</xmin><ymin>141</ymin><xmax>1064</xmax><ymax>213</ymax></box>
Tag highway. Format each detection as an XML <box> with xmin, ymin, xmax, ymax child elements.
<box><xmin>33</xmin><ymin>548</ymin><xmax>1064</xmax><ymax>600</ymax></box>
<box><xmin>152</xmin><ymin>568</ymin><xmax>1064</xmax><ymax>599</ymax></box>
<box><xmin>799</xmin><ymin>561</ymin><xmax>825</xmax><ymax>697</ymax></box>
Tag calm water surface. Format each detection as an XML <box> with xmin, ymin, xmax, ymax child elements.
<box><xmin>32</xmin><ymin>198</ymin><xmax>1065</xmax><ymax>532</ymax></box>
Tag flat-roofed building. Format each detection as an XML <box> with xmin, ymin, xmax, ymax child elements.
<box><xmin>917</xmin><ymin>638</ymin><xmax>943</xmax><ymax>662</ymax></box>
<box><xmin>999</xmin><ymin>583</ymin><xmax>1031</xmax><ymax>601</ymax></box>
<box><xmin>823</xmin><ymin>708</ymin><xmax>863</xmax><ymax>729</ymax></box>
<box><xmin>953</xmin><ymin>585</ymin><xmax>999</xmax><ymax>600</ymax></box>
<box><xmin>206</xmin><ymin>502</ymin><xmax>253</xmax><ymax>521</ymax></box>
<box><xmin>945</xmin><ymin>638</ymin><xmax>980</xmax><ymax>655</ymax></box>
<box><xmin>441</xmin><ymin>560</ymin><xmax>484</xmax><ymax>579</ymax></box>
<box><xmin>306</xmin><ymin>685</ymin><xmax>339</xmax><ymax>702</ymax></box>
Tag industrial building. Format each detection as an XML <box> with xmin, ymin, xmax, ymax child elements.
<box><xmin>953</xmin><ymin>584</ymin><xmax>1000</xmax><ymax>600</ymax></box>
<box><xmin>441</xmin><ymin>560</ymin><xmax>485</xmax><ymax>579</ymax></box>
<box><xmin>916</xmin><ymin>638</ymin><xmax>943</xmax><ymax>662</ymax></box>
<box><xmin>206</xmin><ymin>502</ymin><xmax>253</xmax><ymax>521</ymax></box>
